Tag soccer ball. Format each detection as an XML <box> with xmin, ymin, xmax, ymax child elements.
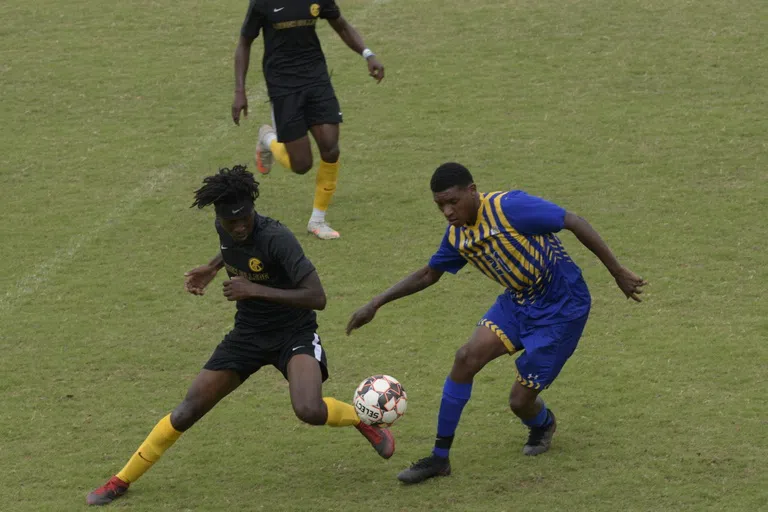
<box><xmin>353</xmin><ymin>375</ymin><xmax>408</xmax><ymax>427</ymax></box>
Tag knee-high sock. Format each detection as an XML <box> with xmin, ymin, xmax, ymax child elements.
<box><xmin>269</xmin><ymin>139</ymin><xmax>291</xmax><ymax>169</ymax></box>
<box><xmin>116</xmin><ymin>414</ymin><xmax>182</xmax><ymax>483</ymax></box>
<box><xmin>521</xmin><ymin>400</ymin><xmax>553</xmax><ymax>429</ymax></box>
<box><xmin>323</xmin><ymin>397</ymin><xmax>361</xmax><ymax>427</ymax></box>
<box><xmin>432</xmin><ymin>377</ymin><xmax>473</xmax><ymax>458</ymax></box>
<box><xmin>312</xmin><ymin>159</ymin><xmax>339</xmax><ymax>216</ymax></box>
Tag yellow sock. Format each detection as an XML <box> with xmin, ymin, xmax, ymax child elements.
<box><xmin>116</xmin><ymin>414</ymin><xmax>182</xmax><ymax>483</ymax></box>
<box><xmin>269</xmin><ymin>139</ymin><xmax>291</xmax><ymax>169</ymax></box>
<box><xmin>323</xmin><ymin>397</ymin><xmax>361</xmax><ymax>427</ymax></box>
<box><xmin>313</xmin><ymin>159</ymin><xmax>339</xmax><ymax>212</ymax></box>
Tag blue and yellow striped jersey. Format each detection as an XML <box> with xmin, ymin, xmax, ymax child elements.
<box><xmin>428</xmin><ymin>191</ymin><xmax>582</xmax><ymax>306</ymax></box>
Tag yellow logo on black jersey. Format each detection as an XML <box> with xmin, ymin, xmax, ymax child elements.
<box><xmin>249</xmin><ymin>258</ymin><xmax>264</xmax><ymax>272</ymax></box>
<box><xmin>310</xmin><ymin>3</ymin><xmax>320</xmax><ymax>17</ymax></box>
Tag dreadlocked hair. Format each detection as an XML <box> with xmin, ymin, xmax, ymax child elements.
<box><xmin>191</xmin><ymin>165</ymin><xmax>260</xmax><ymax>209</ymax></box>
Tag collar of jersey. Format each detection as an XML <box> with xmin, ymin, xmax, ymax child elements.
<box><xmin>463</xmin><ymin>192</ymin><xmax>488</xmax><ymax>230</ymax></box>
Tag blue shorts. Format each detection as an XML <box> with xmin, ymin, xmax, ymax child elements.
<box><xmin>478</xmin><ymin>291</ymin><xmax>590</xmax><ymax>390</ymax></box>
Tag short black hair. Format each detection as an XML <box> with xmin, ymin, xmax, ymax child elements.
<box><xmin>191</xmin><ymin>165</ymin><xmax>260</xmax><ymax>209</ymax></box>
<box><xmin>430</xmin><ymin>162</ymin><xmax>474</xmax><ymax>193</ymax></box>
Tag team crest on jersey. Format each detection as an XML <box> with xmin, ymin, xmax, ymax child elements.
<box><xmin>249</xmin><ymin>258</ymin><xmax>264</xmax><ymax>272</ymax></box>
<box><xmin>310</xmin><ymin>3</ymin><xmax>320</xmax><ymax>17</ymax></box>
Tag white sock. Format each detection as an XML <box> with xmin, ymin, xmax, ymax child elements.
<box><xmin>309</xmin><ymin>209</ymin><xmax>326</xmax><ymax>224</ymax></box>
<box><xmin>264</xmin><ymin>132</ymin><xmax>277</xmax><ymax>146</ymax></box>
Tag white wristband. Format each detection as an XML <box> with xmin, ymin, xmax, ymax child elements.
<box><xmin>362</xmin><ymin>48</ymin><xmax>375</xmax><ymax>59</ymax></box>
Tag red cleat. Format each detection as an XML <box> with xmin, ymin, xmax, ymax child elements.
<box><xmin>355</xmin><ymin>422</ymin><xmax>395</xmax><ymax>459</ymax></box>
<box><xmin>86</xmin><ymin>476</ymin><xmax>129</xmax><ymax>506</ymax></box>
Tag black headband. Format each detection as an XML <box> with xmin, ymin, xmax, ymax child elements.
<box><xmin>215</xmin><ymin>200</ymin><xmax>254</xmax><ymax>219</ymax></box>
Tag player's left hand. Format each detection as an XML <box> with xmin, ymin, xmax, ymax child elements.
<box><xmin>367</xmin><ymin>57</ymin><xmax>384</xmax><ymax>83</ymax></box>
<box><xmin>222</xmin><ymin>276</ymin><xmax>256</xmax><ymax>301</ymax></box>
<box><xmin>612</xmin><ymin>266</ymin><xmax>648</xmax><ymax>302</ymax></box>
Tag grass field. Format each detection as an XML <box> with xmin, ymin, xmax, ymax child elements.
<box><xmin>1</xmin><ymin>0</ymin><xmax>767</xmax><ymax>510</ymax></box>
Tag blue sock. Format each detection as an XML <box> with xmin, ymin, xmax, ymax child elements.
<box><xmin>432</xmin><ymin>377</ymin><xmax>473</xmax><ymax>459</ymax></box>
<box><xmin>522</xmin><ymin>403</ymin><xmax>552</xmax><ymax>429</ymax></box>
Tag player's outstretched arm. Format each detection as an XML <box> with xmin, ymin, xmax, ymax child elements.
<box><xmin>327</xmin><ymin>16</ymin><xmax>384</xmax><ymax>82</ymax></box>
<box><xmin>563</xmin><ymin>212</ymin><xmax>648</xmax><ymax>302</ymax></box>
<box><xmin>346</xmin><ymin>265</ymin><xmax>443</xmax><ymax>335</ymax></box>
<box><xmin>232</xmin><ymin>36</ymin><xmax>255</xmax><ymax>125</ymax></box>
<box><xmin>222</xmin><ymin>270</ymin><xmax>327</xmax><ymax>310</ymax></box>
<box><xmin>184</xmin><ymin>252</ymin><xmax>224</xmax><ymax>296</ymax></box>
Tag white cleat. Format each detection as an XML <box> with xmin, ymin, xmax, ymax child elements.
<box><xmin>307</xmin><ymin>221</ymin><xmax>340</xmax><ymax>240</ymax></box>
<box><xmin>255</xmin><ymin>125</ymin><xmax>275</xmax><ymax>175</ymax></box>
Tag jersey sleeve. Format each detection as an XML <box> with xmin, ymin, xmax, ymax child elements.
<box><xmin>427</xmin><ymin>228</ymin><xmax>467</xmax><ymax>274</ymax></box>
<box><xmin>501</xmin><ymin>190</ymin><xmax>567</xmax><ymax>235</ymax></box>
<box><xmin>240</xmin><ymin>0</ymin><xmax>265</xmax><ymax>39</ymax></box>
<box><xmin>320</xmin><ymin>0</ymin><xmax>341</xmax><ymax>20</ymax></box>
<box><xmin>270</xmin><ymin>226</ymin><xmax>316</xmax><ymax>286</ymax></box>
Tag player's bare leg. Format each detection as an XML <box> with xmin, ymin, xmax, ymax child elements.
<box><xmin>286</xmin><ymin>353</ymin><xmax>394</xmax><ymax>458</ymax></box>
<box><xmin>306</xmin><ymin>123</ymin><xmax>341</xmax><ymax>240</ymax></box>
<box><xmin>86</xmin><ymin>370</ymin><xmax>242</xmax><ymax>506</ymax></box>
<box><xmin>509</xmin><ymin>384</ymin><xmax>556</xmax><ymax>456</ymax></box>
<box><xmin>398</xmin><ymin>326</ymin><xmax>508</xmax><ymax>484</ymax></box>
<box><xmin>282</xmin><ymin>135</ymin><xmax>314</xmax><ymax>174</ymax></box>
<box><xmin>262</xmin><ymin>127</ymin><xmax>313</xmax><ymax>175</ymax></box>
<box><xmin>287</xmin><ymin>353</ymin><xmax>332</xmax><ymax>426</ymax></box>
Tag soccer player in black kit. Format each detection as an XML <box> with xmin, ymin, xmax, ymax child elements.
<box><xmin>86</xmin><ymin>166</ymin><xmax>393</xmax><ymax>506</ymax></box>
<box><xmin>231</xmin><ymin>0</ymin><xmax>385</xmax><ymax>240</ymax></box>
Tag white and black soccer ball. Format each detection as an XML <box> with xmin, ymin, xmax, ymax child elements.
<box><xmin>353</xmin><ymin>374</ymin><xmax>408</xmax><ymax>427</ymax></box>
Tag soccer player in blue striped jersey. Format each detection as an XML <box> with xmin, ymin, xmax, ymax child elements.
<box><xmin>346</xmin><ymin>162</ymin><xmax>647</xmax><ymax>484</ymax></box>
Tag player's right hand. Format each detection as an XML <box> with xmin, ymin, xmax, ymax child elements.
<box><xmin>345</xmin><ymin>302</ymin><xmax>377</xmax><ymax>335</ymax></box>
<box><xmin>184</xmin><ymin>264</ymin><xmax>219</xmax><ymax>296</ymax></box>
<box><xmin>232</xmin><ymin>90</ymin><xmax>248</xmax><ymax>125</ymax></box>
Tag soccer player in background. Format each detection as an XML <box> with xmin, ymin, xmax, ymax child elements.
<box><xmin>231</xmin><ymin>0</ymin><xmax>385</xmax><ymax>240</ymax></box>
<box><xmin>346</xmin><ymin>162</ymin><xmax>647</xmax><ymax>484</ymax></box>
<box><xmin>86</xmin><ymin>166</ymin><xmax>393</xmax><ymax>506</ymax></box>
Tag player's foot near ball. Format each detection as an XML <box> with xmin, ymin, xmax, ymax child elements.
<box><xmin>307</xmin><ymin>220</ymin><xmax>340</xmax><ymax>240</ymax></box>
<box><xmin>86</xmin><ymin>476</ymin><xmax>129</xmax><ymax>506</ymax></box>
<box><xmin>255</xmin><ymin>125</ymin><xmax>275</xmax><ymax>175</ymax></box>
<box><xmin>397</xmin><ymin>454</ymin><xmax>451</xmax><ymax>484</ymax></box>
<box><xmin>523</xmin><ymin>410</ymin><xmax>557</xmax><ymax>456</ymax></box>
<box><xmin>355</xmin><ymin>422</ymin><xmax>395</xmax><ymax>459</ymax></box>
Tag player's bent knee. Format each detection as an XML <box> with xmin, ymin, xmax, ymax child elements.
<box><xmin>453</xmin><ymin>345</ymin><xmax>482</xmax><ymax>375</ymax></box>
<box><xmin>320</xmin><ymin>147</ymin><xmax>339</xmax><ymax>163</ymax></box>
<box><xmin>170</xmin><ymin>400</ymin><xmax>205</xmax><ymax>431</ymax></box>
<box><xmin>293</xmin><ymin>402</ymin><xmax>326</xmax><ymax>426</ymax></box>
<box><xmin>508</xmin><ymin>391</ymin><xmax>537</xmax><ymax>413</ymax></box>
<box><xmin>291</xmin><ymin>158</ymin><xmax>313</xmax><ymax>174</ymax></box>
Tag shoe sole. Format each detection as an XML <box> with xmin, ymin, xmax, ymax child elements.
<box><xmin>255</xmin><ymin>147</ymin><xmax>272</xmax><ymax>175</ymax></box>
<box><xmin>256</xmin><ymin>124</ymin><xmax>276</xmax><ymax>175</ymax></box>
<box><xmin>378</xmin><ymin>430</ymin><xmax>395</xmax><ymax>459</ymax></box>
<box><xmin>308</xmin><ymin>229</ymin><xmax>340</xmax><ymax>240</ymax></box>
<box><xmin>397</xmin><ymin>466</ymin><xmax>451</xmax><ymax>484</ymax></box>
<box><xmin>86</xmin><ymin>491</ymin><xmax>127</xmax><ymax>506</ymax></box>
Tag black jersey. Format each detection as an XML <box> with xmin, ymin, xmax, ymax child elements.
<box><xmin>217</xmin><ymin>215</ymin><xmax>317</xmax><ymax>335</ymax></box>
<box><xmin>240</xmin><ymin>0</ymin><xmax>341</xmax><ymax>98</ymax></box>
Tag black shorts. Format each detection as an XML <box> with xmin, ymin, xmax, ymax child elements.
<box><xmin>271</xmin><ymin>83</ymin><xmax>342</xmax><ymax>143</ymax></box>
<box><xmin>203</xmin><ymin>328</ymin><xmax>329</xmax><ymax>383</ymax></box>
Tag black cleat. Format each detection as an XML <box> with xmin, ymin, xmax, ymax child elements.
<box><xmin>397</xmin><ymin>454</ymin><xmax>451</xmax><ymax>484</ymax></box>
<box><xmin>523</xmin><ymin>410</ymin><xmax>557</xmax><ymax>456</ymax></box>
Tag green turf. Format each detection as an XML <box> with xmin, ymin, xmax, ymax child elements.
<box><xmin>1</xmin><ymin>0</ymin><xmax>766</xmax><ymax>510</ymax></box>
